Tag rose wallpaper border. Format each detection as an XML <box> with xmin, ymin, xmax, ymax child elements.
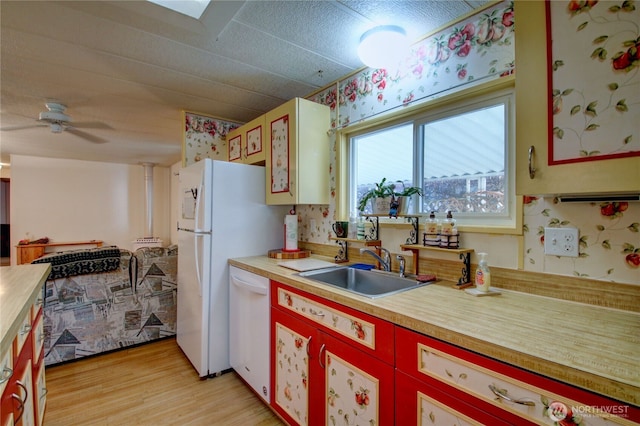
<box><xmin>183</xmin><ymin>111</ymin><xmax>242</xmax><ymax>167</ymax></box>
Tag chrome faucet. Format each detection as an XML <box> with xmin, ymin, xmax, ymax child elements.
<box><xmin>360</xmin><ymin>247</ymin><xmax>392</xmax><ymax>272</ymax></box>
<box><xmin>396</xmin><ymin>255</ymin><xmax>406</xmax><ymax>278</ymax></box>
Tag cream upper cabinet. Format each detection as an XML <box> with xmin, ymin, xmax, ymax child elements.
<box><xmin>514</xmin><ymin>1</ymin><xmax>639</xmax><ymax>196</ymax></box>
<box><xmin>227</xmin><ymin>115</ymin><xmax>266</xmax><ymax>165</ymax></box>
<box><xmin>265</xmin><ymin>97</ymin><xmax>330</xmax><ymax>205</ymax></box>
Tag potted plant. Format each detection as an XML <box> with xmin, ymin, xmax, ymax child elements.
<box><xmin>357</xmin><ymin>177</ymin><xmax>395</xmax><ymax>213</ymax></box>
<box><xmin>391</xmin><ymin>180</ymin><xmax>423</xmax><ymax>215</ymax></box>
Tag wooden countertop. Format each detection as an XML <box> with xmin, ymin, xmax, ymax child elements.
<box><xmin>229</xmin><ymin>256</ymin><xmax>640</xmax><ymax>407</ymax></box>
<box><xmin>0</xmin><ymin>264</ymin><xmax>51</xmax><ymax>355</ymax></box>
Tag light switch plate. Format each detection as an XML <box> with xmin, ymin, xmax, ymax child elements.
<box><xmin>544</xmin><ymin>227</ymin><xmax>579</xmax><ymax>257</ymax></box>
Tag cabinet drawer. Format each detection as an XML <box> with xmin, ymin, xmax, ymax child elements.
<box><xmin>271</xmin><ymin>281</ymin><xmax>394</xmax><ymax>365</ymax></box>
<box><xmin>30</xmin><ymin>290</ymin><xmax>44</xmax><ymax>322</ymax></box>
<box><xmin>32</xmin><ymin>313</ymin><xmax>44</xmax><ymax>366</ymax></box>
<box><xmin>0</xmin><ymin>348</ymin><xmax>12</xmax><ymax>395</ymax></box>
<box><xmin>396</xmin><ymin>327</ymin><xmax>638</xmax><ymax>425</ymax></box>
<box><xmin>396</xmin><ymin>371</ymin><xmax>514</xmax><ymax>426</ymax></box>
<box><xmin>13</xmin><ymin>312</ymin><xmax>31</xmax><ymax>359</ymax></box>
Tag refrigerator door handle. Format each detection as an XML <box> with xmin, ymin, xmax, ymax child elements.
<box><xmin>194</xmin><ymin>233</ymin><xmax>205</xmax><ymax>297</ymax></box>
<box><xmin>194</xmin><ymin>172</ymin><xmax>206</xmax><ymax>233</ymax></box>
<box><xmin>230</xmin><ymin>274</ymin><xmax>268</xmax><ymax>296</ymax></box>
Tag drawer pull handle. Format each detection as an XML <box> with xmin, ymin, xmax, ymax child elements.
<box><xmin>309</xmin><ymin>308</ymin><xmax>325</xmax><ymax>318</ymax></box>
<box><xmin>0</xmin><ymin>367</ymin><xmax>13</xmax><ymax>384</ymax></box>
<box><xmin>489</xmin><ymin>384</ymin><xmax>536</xmax><ymax>406</ymax></box>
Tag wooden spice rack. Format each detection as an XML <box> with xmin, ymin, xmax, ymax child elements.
<box><xmin>400</xmin><ymin>244</ymin><xmax>474</xmax><ymax>286</ymax></box>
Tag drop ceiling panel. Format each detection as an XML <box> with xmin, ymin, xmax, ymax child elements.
<box><xmin>0</xmin><ymin>0</ymin><xmax>491</xmax><ymax>166</ymax></box>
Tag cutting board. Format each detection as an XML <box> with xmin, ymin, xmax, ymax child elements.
<box><xmin>277</xmin><ymin>258</ymin><xmax>339</xmax><ymax>272</ymax></box>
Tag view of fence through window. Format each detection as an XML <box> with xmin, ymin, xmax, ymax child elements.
<box><xmin>352</xmin><ymin>103</ymin><xmax>506</xmax><ymax>217</ymax></box>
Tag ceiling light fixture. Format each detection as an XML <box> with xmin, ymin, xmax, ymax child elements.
<box><xmin>357</xmin><ymin>25</ymin><xmax>409</xmax><ymax>69</ymax></box>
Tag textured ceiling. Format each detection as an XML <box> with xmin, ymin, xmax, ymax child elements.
<box><xmin>0</xmin><ymin>0</ymin><xmax>488</xmax><ymax>167</ymax></box>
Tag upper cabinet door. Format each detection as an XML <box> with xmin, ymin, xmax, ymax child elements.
<box><xmin>227</xmin><ymin>128</ymin><xmax>242</xmax><ymax>163</ymax></box>
<box><xmin>514</xmin><ymin>1</ymin><xmax>639</xmax><ymax>196</ymax></box>
<box><xmin>265</xmin><ymin>98</ymin><xmax>330</xmax><ymax>205</ymax></box>
<box><xmin>244</xmin><ymin>115</ymin><xmax>266</xmax><ymax>165</ymax></box>
<box><xmin>227</xmin><ymin>116</ymin><xmax>265</xmax><ymax>165</ymax></box>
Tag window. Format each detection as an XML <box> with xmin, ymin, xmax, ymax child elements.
<box><xmin>347</xmin><ymin>89</ymin><xmax>517</xmax><ymax>229</ymax></box>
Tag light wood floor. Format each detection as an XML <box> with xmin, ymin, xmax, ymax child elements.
<box><xmin>44</xmin><ymin>337</ymin><xmax>284</xmax><ymax>425</ymax></box>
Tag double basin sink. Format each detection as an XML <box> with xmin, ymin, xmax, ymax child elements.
<box><xmin>297</xmin><ymin>266</ymin><xmax>433</xmax><ymax>299</ymax></box>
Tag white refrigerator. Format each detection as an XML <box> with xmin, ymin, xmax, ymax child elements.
<box><xmin>177</xmin><ymin>159</ymin><xmax>287</xmax><ymax>378</ymax></box>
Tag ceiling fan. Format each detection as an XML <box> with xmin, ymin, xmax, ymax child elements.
<box><xmin>1</xmin><ymin>102</ymin><xmax>111</xmax><ymax>144</ymax></box>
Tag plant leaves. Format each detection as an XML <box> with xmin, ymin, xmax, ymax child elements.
<box><xmin>624</xmin><ymin>135</ymin><xmax>633</xmax><ymax>144</ymax></box>
<box><xmin>602</xmin><ymin>240</ymin><xmax>611</xmax><ymax>249</ymax></box>
<box><xmin>571</xmin><ymin>105</ymin><xmax>581</xmax><ymax>115</ymax></box>
<box><xmin>608</xmin><ymin>82</ymin><xmax>619</xmax><ymax>90</ymax></box>
<box><xmin>585</xmin><ymin>123</ymin><xmax>600</xmax><ymax>131</ymax></box>
<box><xmin>585</xmin><ymin>101</ymin><xmax>598</xmax><ymax>116</ymax></box>
<box><xmin>593</xmin><ymin>35</ymin><xmax>608</xmax><ymax>44</ymax></box>
<box><xmin>577</xmin><ymin>21</ymin><xmax>588</xmax><ymax>31</ymax></box>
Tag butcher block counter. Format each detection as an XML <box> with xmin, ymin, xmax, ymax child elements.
<box><xmin>0</xmin><ymin>264</ymin><xmax>51</xmax><ymax>356</ymax></box>
<box><xmin>229</xmin><ymin>255</ymin><xmax>640</xmax><ymax>407</ymax></box>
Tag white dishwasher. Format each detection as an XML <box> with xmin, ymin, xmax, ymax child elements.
<box><xmin>229</xmin><ymin>265</ymin><xmax>270</xmax><ymax>403</ymax></box>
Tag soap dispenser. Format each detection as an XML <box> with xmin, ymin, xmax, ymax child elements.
<box><xmin>424</xmin><ymin>211</ymin><xmax>440</xmax><ymax>246</ymax></box>
<box><xmin>475</xmin><ymin>253</ymin><xmax>491</xmax><ymax>292</ymax></box>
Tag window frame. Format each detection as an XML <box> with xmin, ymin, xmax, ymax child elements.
<box><xmin>336</xmin><ymin>79</ymin><xmax>522</xmax><ymax>235</ymax></box>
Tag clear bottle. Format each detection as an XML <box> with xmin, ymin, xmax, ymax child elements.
<box><xmin>348</xmin><ymin>213</ymin><xmax>358</xmax><ymax>239</ymax></box>
<box><xmin>440</xmin><ymin>211</ymin><xmax>456</xmax><ymax>247</ymax></box>
<box><xmin>356</xmin><ymin>217</ymin><xmax>365</xmax><ymax>240</ymax></box>
<box><xmin>424</xmin><ymin>211</ymin><xmax>440</xmax><ymax>246</ymax></box>
<box><xmin>475</xmin><ymin>252</ymin><xmax>491</xmax><ymax>292</ymax></box>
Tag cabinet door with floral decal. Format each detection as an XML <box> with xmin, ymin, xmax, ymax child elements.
<box><xmin>271</xmin><ymin>307</ymin><xmax>319</xmax><ymax>426</ymax></box>
<box><xmin>266</xmin><ymin>98</ymin><xmax>297</xmax><ymax>205</ymax></box>
<box><xmin>321</xmin><ymin>332</ymin><xmax>394</xmax><ymax>426</ymax></box>
<box><xmin>395</xmin><ymin>371</ymin><xmax>512</xmax><ymax>426</ymax></box>
<box><xmin>243</xmin><ymin>115</ymin><xmax>266</xmax><ymax>165</ymax></box>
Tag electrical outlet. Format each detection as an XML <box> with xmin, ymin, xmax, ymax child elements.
<box><xmin>544</xmin><ymin>227</ymin><xmax>579</xmax><ymax>257</ymax></box>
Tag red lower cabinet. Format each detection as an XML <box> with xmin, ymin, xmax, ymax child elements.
<box><xmin>270</xmin><ymin>281</ymin><xmax>395</xmax><ymax>426</ymax></box>
<box><xmin>395</xmin><ymin>326</ymin><xmax>639</xmax><ymax>425</ymax></box>
<box><xmin>395</xmin><ymin>370</ymin><xmax>513</xmax><ymax>426</ymax></box>
<box><xmin>1</xmin><ymin>296</ymin><xmax>47</xmax><ymax>426</ymax></box>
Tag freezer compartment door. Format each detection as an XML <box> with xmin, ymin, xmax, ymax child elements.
<box><xmin>177</xmin><ymin>230</ymin><xmax>211</xmax><ymax>377</ymax></box>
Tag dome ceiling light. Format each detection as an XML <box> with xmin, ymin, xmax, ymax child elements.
<box><xmin>357</xmin><ymin>25</ymin><xmax>409</xmax><ymax>69</ymax></box>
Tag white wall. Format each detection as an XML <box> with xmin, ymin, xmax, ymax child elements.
<box><xmin>10</xmin><ymin>155</ymin><xmax>172</xmax><ymax>263</ymax></box>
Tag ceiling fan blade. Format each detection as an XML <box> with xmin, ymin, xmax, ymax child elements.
<box><xmin>1</xmin><ymin>123</ymin><xmax>48</xmax><ymax>131</ymax></box>
<box><xmin>71</xmin><ymin>121</ymin><xmax>113</xmax><ymax>130</ymax></box>
<box><xmin>66</xmin><ymin>127</ymin><xmax>108</xmax><ymax>144</ymax></box>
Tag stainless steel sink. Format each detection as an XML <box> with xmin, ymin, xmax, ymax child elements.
<box><xmin>297</xmin><ymin>266</ymin><xmax>433</xmax><ymax>299</ymax></box>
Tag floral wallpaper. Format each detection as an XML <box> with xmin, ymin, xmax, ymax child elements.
<box><xmin>183</xmin><ymin>112</ymin><xmax>241</xmax><ymax>166</ymax></box>
<box><xmin>298</xmin><ymin>0</ymin><xmax>640</xmax><ymax>286</ymax></box>
<box><xmin>524</xmin><ymin>197</ymin><xmax>639</xmax><ymax>283</ymax></box>
<box><xmin>550</xmin><ymin>0</ymin><xmax>640</xmax><ymax>164</ymax></box>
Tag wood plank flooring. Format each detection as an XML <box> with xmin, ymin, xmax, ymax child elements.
<box><xmin>44</xmin><ymin>337</ymin><xmax>284</xmax><ymax>425</ymax></box>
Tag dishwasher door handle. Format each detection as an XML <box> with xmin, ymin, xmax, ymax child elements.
<box><xmin>230</xmin><ymin>275</ymin><xmax>268</xmax><ymax>296</ymax></box>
